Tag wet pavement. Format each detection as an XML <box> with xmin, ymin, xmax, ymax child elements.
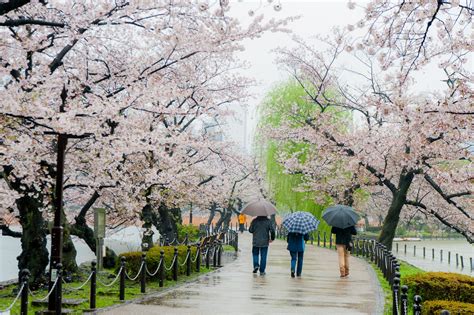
<box><xmin>101</xmin><ymin>232</ymin><xmax>383</xmax><ymax>315</ymax></box>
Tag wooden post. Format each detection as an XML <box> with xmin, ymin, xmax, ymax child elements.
<box><xmin>159</xmin><ymin>250</ymin><xmax>164</xmax><ymax>287</ymax></box>
<box><xmin>173</xmin><ymin>247</ymin><xmax>178</xmax><ymax>281</ymax></box>
<box><xmin>119</xmin><ymin>257</ymin><xmax>126</xmax><ymax>301</ymax></box>
<box><xmin>140</xmin><ymin>253</ymin><xmax>146</xmax><ymax>293</ymax></box>
<box><xmin>20</xmin><ymin>269</ymin><xmax>29</xmax><ymax>315</ymax></box>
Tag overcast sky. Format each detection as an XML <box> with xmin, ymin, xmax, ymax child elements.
<box><xmin>224</xmin><ymin>0</ymin><xmax>368</xmax><ymax>152</ymax></box>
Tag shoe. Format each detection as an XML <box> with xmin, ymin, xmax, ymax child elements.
<box><xmin>260</xmin><ymin>272</ymin><xmax>266</xmax><ymax>276</ymax></box>
<box><xmin>253</xmin><ymin>267</ymin><xmax>259</xmax><ymax>273</ymax></box>
<box><xmin>291</xmin><ymin>271</ymin><xmax>295</xmax><ymax>278</ymax></box>
<box><xmin>296</xmin><ymin>274</ymin><xmax>301</xmax><ymax>277</ymax></box>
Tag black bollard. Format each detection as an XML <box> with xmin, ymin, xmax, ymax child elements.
<box><xmin>323</xmin><ymin>231</ymin><xmax>327</xmax><ymax>248</ymax></box>
<box><xmin>217</xmin><ymin>242</ymin><xmax>222</xmax><ymax>267</ymax></box>
<box><xmin>395</xmin><ymin>242</ymin><xmax>398</xmax><ymax>253</ymax></box>
<box><xmin>317</xmin><ymin>231</ymin><xmax>320</xmax><ymax>247</ymax></box>
<box><xmin>460</xmin><ymin>256</ymin><xmax>464</xmax><ymax>269</ymax></box>
<box><xmin>140</xmin><ymin>253</ymin><xmax>146</xmax><ymax>294</ymax></box>
<box><xmin>90</xmin><ymin>261</ymin><xmax>97</xmax><ymax>310</ymax></box>
<box><xmin>400</xmin><ymin>285</ymin><xmax>408</xmax><ymax>315</ymax></box>
<box><xmin>404</xmin><ymin>244</ymin><xmax>407</xmax><ymax>254</ymax></box>
<box><xmin>186</xmin><ymin>245</ymin><xmax>192</xmax><ymax>276</ymax></box>
<box><xmin>20</xmin><ymin>269</ymin><xmax>30</xmax><ymax>315</ymax></box>
<box><xmin>329</xmin><ymin>233</ymin><xmax>332</xmax><ymax>249</ymax></box>
<box><xmin>159</xmin><ymin>250</ymin><xmax>164</xmax><ymax>287</ymax></box>
<box><xmin>206</xmin><ymin>244</ymin><xmax>211</xmax><ymax>269</ymax></box>
<box><xmin>413</xmin><ymin>295</ymin><xmax>422</xmax><ymax>315</ymax></box>
<box><xmin>196</xmin><ymin>245</ymin><xmax>201</xmax><ymax>272</ymax></box>
<box><xmin>440</xmin><ymin>249</ymin><xmax>443</xmax><ymax>262</ymax></box>
<box><xmin>213</xmin><ymin>241</ymin><xmax>218</xmax><ymax>268</ymax></box>
<box><xmin>470</xmin><ymin>257</ymin><xmax>473</xmax><ymax>272</ymax></box>
<box><xmin>55</xmin><ymin>263</ymin><xmax>63</xmax><ymax>315</ymax></box>
<box><xmin>432</xmin><ymin>248</ymin><xmax>435</xmax><ymax>260</ymax></box>
<box><xmin>413</xmin><ymin>245</ymin><xmax>416</xmax><ymax>257</ymax></box>
<box><xmin>423</xmin><ymin>247</ymin><xmax>426</xmax><ymax>258</ymax></box>
<box><xmin>448</xmin><ymin>251</ymin><xmax>451</xmax><ymax>264</ymax></box>
<box><xmin>392</xmin><ymin>277</ymin><xmax>400</xmax><ymax>315</ymax></box>
<box><xmin>119</xmin><ymin>257</ymin><xmax>126</xmax><ymax>301</ymax></box>
<box><xmin>173</xmin><ymin>247</ymin><xmax>178</xmax><ymax>281</ymax></box>
<box><xmin>456</xmin><ymin>253</ymin><xmax>459</xmax><ymax>266</ymax></box>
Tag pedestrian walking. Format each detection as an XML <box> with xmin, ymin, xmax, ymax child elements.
<box><xmin>248</xmin><ymin>216</ymin><xmax>275</xmax><ymax>275</ymax></box>
<box><xmin>287</xmin><ymin>232</ymin><xmax>309</xmax><ymax>277</ymax></box>
<box><xmin>331</xmin><ymin>225</ymin><xmax>357</xmax><ymax>277</ymax></box>
<box><xmin>238</xmin><ymin>213</ymin><xmax>246</xmax><ymax>234</ymax></box>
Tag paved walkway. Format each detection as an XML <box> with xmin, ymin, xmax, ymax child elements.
<box><xmin>102</xmin><ymin>232</ymin><xmax>383</xmax><ymax>315</ymax></box>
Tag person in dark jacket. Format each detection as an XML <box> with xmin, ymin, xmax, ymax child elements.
<box><xmin>331</xmin><ymin>225</ymin><xmax>357</xmax><ymax>277</ymax></box>
<box><xmin>248</xmin><ymin>216</ymin><xmax>275</xmax><ymax>275</ymax></box>
<box><xmin>287</xmin><ymin>232</ymin><xmax>309</xmax><ymax>277</ymax></box>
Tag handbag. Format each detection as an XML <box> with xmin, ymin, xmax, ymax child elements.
<box><xmin>347</xmin><ymin>241</ymin><xmax>354</xmax><ymax>252</ymax></box>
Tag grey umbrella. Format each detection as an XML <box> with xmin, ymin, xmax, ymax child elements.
<box><xmin>322</xmin><ymin>205</ymin><xmax>360</xmax><ymax>229</ymax></box>
<box><xmin>241</xmin><ymin>199</ymin><xmax>277</xmax><ymax>217</ymax></box>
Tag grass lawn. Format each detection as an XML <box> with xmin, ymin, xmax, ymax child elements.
<box><xmin>0</xmin><ymin>266</ymin><xmax>212</xmax><ymax>314</ymax></box>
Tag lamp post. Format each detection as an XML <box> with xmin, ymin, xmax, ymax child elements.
<box><xmin>94</xmin><ymin>208</ymin><xmax>106</xmax><ymax>270</ymax></box>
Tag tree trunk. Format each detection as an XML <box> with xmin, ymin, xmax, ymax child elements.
<box><xmin>206</xmin><ymin>203</ymin><xmax>217</xmax><ymax>228</ymax></box>
<box><xmin>16</xmin><ymin>196</ymin><xmax>49</xmax><ymax>287</ymax></box>
<box><xmin>154</xmin><ymin>203</ymin><xmax>181</xmax><ymax>243</ymax></box>
<box><xmin>378</xmin><ymin>173</ymin><xmax>414</xmax><ymax>249</ymax></box>
<box><xmin>61</xmin><ymin>217</ymin><xmax>78</xmax><ymax>274</ymax></box>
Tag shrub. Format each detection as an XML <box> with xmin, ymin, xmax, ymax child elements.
<box><xmin>365</xmin><ymin>226</ymin><xmax>382</xmax><ymax>233</ymax></box>
<box><xmin>404</xmin><ymin>272</ymin><xmax>474</xmax><ymax>303</ymax></box>
<box><xmin>177</xmin><ymin>224</ymin><xmax>200</xmax><ymax>243</ymax></box>
<box><xmin>422</xmin><ymin>300</ymin><xmax>474</xmax><ymax>315</ymax></box>
<box><xmin>119</xmin><ymin>245</ymin><xmax>198</xmax><ymax>280</ymax></box>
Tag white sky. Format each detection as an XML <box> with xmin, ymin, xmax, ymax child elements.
<box><xmin>224</xmin><ymin>0</ymin><xmax>368</xmax><ymax>152</ymax></box>
<box><xmin>223</xmin><ymin>0</ymin><xmax>453</xmax><ymax>153</ymax></box>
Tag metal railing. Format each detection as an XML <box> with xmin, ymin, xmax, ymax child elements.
<box><xmin>1</xmin><ymin>230</ymin><xmax>238</xmax><ymax>314</ymax></box>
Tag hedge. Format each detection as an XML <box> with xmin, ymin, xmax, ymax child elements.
<box><xmin>118</xmin><ymin>245</ymin><xmax>198</xmax><ymax>280</ymax></box>
<box><xmin>404</xmin><ymin>272</ymin><xmax>474</xmax><ymax>303</ymax></box>
<box><xmin>422</xmin><ymin>300</ymin><xmax>474</xmax><ymax>315</ymax></box>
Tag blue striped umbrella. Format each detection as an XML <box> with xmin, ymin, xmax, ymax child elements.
<box><xmin>282</xmin><ymin>211</ymin><xmax>320</xmax><ymax>234</ymax></box>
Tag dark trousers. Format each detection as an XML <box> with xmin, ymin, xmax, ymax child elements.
<box><xmin>252</xmin><ymin>246</ymin><xmax>268</xmax><ymax>273</ymax></box>
<box><xmin>290</xmin><ymin>251</ymin><xmax>304</xmax><ymax>276</ymax></box>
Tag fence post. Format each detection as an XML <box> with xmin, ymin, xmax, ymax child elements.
<box><xmin>392</xmin><ymin>277</ymin><xmax>400</xmax><ymax>315</ymax></box>
<box><xmin>90</xmin><ymin>261</ymin><xmax>96</xmax><ymax>310</ymax></box>
<box><xmin>432</xmin><ymin>248</ymin><xmax>434</xmax><ymax>260</ymax></box>
<box><xmin>186</xmin><ymin>245</ymin><xmax>192</xmax><ymax>276</ymax></box>
<box><xmin>413</xmin><ymin>295</ymin><xmax>422</xmax><ymax>315</ymax></box>
<box><xmin>213</xmin><ymin>241</ymin><xmax>218</xmax><ymax>268</ymax></box>
<box><xmin>329</xmin><ymin>233</ymin><xmax>332</xmax><ymax>249</ymax></box>
<box><xmin>185</xmin><ymin>233</ymin><xmax>189</xmax><ymax>246</ymax></box>
<box><xmin>323</xmin><ymin>231</ymin><xmax>327</xmax><ymax>248</ymax></box>
<box><xmin>173</xmin><ymin>247</ymin><xmax>178</xmax><ymax>281</ymax></box>
<box><xmin>217</xmin><ymin>241</ymin><xmax>223</xmax><ymax>267</ymax></box>
<box><xmin>413</xmin><ymin>245</ymin><xmax>416</xmax><ymax>257</ymax></box>
<box><xmin>400</xmin><ymin>285</ymin><xmax>408</xmax><ymax>315</ymax></box>
<box><xmin>317</xmin><ymin>231</ymin><xmax>320</xmax><ymax>247</ymax></box>
<box><xmin>404</xmin><ymin>244</ymin><xmax>407</xmax><ymax>254</ymax></box>
<box><xmin>20</xmin><ymin>269</ymin><xmax>29</xmax><ymax>315</ymax></box>
<box><xmin>460</xmin><ymin>256</ymin><xmax>464</xmax><ymax>269</ymax></box>
<box><xmin>423</xmin><ymin>247</ymin><xmax>425</xmax><ymax>258</ymax></box>
<box><xmin>440</xmin><ymin>249</ymin><xmax>443</xmax><ymax>262</ymax></box>
<box><xmin>55</xmin><ymin>263</ymin><xmax>63</xmax><ymax>315</ymax></box>
<box><xmin>395</xmin><ymin>242</ymin><xmax>398</xmax><ymax>253</ymax></box>
<box><xmin>448</xmin><ymin>251</ymin><xmax>451</xmax><ymax>264</ymax></box>
<box><xmin>205</xmin><ymin>244</ymin><xmax>210</xmax><ymax>268</ymax></box>
<box><xmin>119</xmin><ymin>257</ymin><xmax>126</xmax><ymax>301</ymax></box>
<box><xmin>470</xmin><ymin>257</ymin><xmax>473</xmax><ymax>272</ymax></box>
<box><xmin>140</xmin><ymin>253</ymin><xmax>146</xmax><ymax>293</ymax></box>
<box><xmin>196</xmin><ymin>245</ymin><xmax>201</xmax><ymax>272</ymax></box>
<box><xmin>456</xmin><ymin>253</ymin><xmax>459</xmax><ymax>266</ymax></box>
<box><xmin>159</xmin><ymin>250</ymin><xmax>164</xmax><ymax>287</ymax></box>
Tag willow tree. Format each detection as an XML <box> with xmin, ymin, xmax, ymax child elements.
<box><xmin>256</xmin><ymin>81</ymin><xmax>352</xmax><ymax>233</ymax></box>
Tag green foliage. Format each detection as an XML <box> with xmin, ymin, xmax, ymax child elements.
<box><xmin>177</xmin><ymin>224</ymin><xmax>200</xmax><ymax>242</ymax></box>
<box><xmin>120</xmin><ymin>245</ymin><xmax>197</xmax><ymax>280</ymax></box>
<box><xmin>404</xmin><ymin>272</ymin><xmax>474</xmax><ymax>304</ymax></box>
<box><xmin>422</xmin><ymin>300</ymin><xmax>474</xmax><ymax>315</ymax></box>
<box><xmin>256</xmin><ymin>80</ymin><xmax>340</xmax><ymax>236</ymax></box>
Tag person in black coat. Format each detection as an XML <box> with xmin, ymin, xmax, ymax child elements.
<box><xmin>331</xmin><ymin>225</ymin><xmax>357</xmax><ymax>277</ymax></box>
<box><xmin>249</xmin><ymin>216</ymin><xmax>275</xmax><ymax>275</ymax></box>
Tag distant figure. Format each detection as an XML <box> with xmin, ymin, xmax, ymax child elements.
<box><xmin>238</xmin><ymin>213</ymin><xmax>247</xmax><ymax>234</ymax></box>
<box><xmin>286</xmin><ymin>232</ymin><xmax>310</xmax><ymax>277</ymax></box>
<box><xmin>331</xmin><ymin>226</ymin><xmax>357</xmax><ymax>278</ymax></box>
<box><xmin>249</xmin><ymin>216</ymin><xmax>275</xmax><ymax>275</ymax></box>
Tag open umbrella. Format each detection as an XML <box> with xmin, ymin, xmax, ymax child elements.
<box><xmin>241</xmin><ymin>199</ymin><xmax>277</xmax><ymax>217</ymax></box>
<box><xmin>282</xmin><ymin>211</ymin><xmax>320</xmax><ymax>234</ymax></box>
<box><xmin>322</xmin><ymin>204</ymin><xmax>359</xmax><ymax>229</ymax></box>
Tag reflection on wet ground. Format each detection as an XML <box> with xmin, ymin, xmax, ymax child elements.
<box><xmin>103</xmin><ymin>232</ymin><xmax>383</xmax><ymax>315</ymax></box>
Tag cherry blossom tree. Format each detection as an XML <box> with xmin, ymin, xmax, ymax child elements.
<box><xmin>0</xmin><ymin>0</ymin><xmax>291</xmax><ymax>283</ymax></box>
<box><xmin>266</xmin><ymin>0</ymin><xmax>472</xmax><ymax>249</ymax></box>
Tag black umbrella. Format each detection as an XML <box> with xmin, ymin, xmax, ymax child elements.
<box><xmin>322</xmin><ymin>204</ymin><xmax>359</xmax><ymax>229</ymax></box>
